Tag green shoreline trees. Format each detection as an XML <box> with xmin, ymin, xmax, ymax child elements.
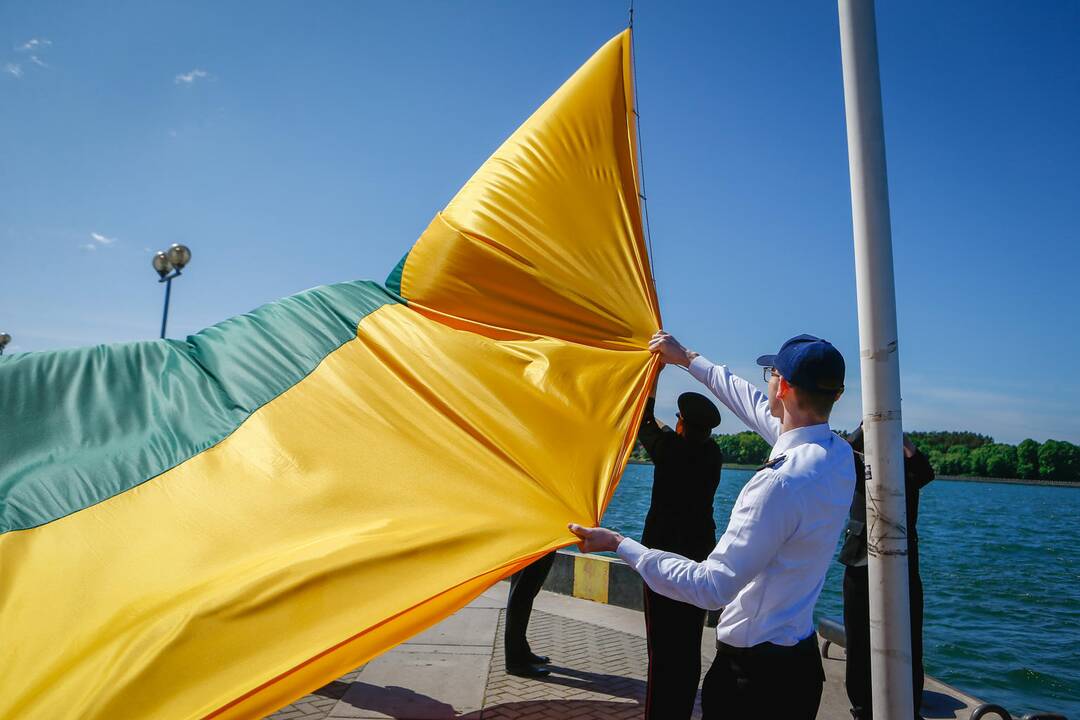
<box><xmin>628</xmin><ymin>430</ymin><xmax>1080</xmax><ymax>483</ymax></box>
<box><xmin>906</xmin><ymin>432</ymin><xmax>1080</xmax><ymax>483</ymax></box>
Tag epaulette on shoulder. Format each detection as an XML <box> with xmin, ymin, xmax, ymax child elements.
<box><xmin>756</xmin><ymin>454</ymin><xmax>787</xmax><ymax>472</ymax></box>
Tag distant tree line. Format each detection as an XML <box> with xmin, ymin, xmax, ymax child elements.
<box><xmin>906</xmin><ymin>432</ymin><xmax>1080</xmax><ymax>483</ymax></box>
<box><xmin>629</xmin><ymin>429</ymin><xmax>1080</xmax><ymax>483</ymax></box>
<box><xmin>628</xmin><ymin>442</ymin><xmax>652</xmax><ymax>463</ymax></box>
<box><xmin>713</xmin><ymin>432</ymin><xmax>772</xmax><ymax>466</ymax></box>
<box><xmin>629</xmin><ymin>431</ymin><xmax>771</xmax><ymax>467</ymax></box>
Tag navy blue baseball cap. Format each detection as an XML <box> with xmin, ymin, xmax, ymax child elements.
<box><xmin>756</xmin><ymin>334</ymin><xmax>845</xmax><ymax>393</ymax></box>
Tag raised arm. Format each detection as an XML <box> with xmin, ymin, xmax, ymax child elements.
<box><xmin>649</xmin><ymin>331</ymin><xmax>780</xmax><ymax>445</ymax></box>
<box><xmin>687</xmin><ymin>358</ymin><xmax>779</xmax><ymax>445</ymax></box>
<box><xmin>637</xmin><ymin>373</ymin><xmax>672</xmax><ymax>462</ymax></box>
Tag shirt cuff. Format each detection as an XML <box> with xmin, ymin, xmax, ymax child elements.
<box><xmin>687</xmin><ymin>355</ymin><xmax>714</xmax><ymax>383</ymax></box>
<box><xmin>616</xmin><ymin>537</ymin><xmax>648</xmax><ymax>568</ymax></box>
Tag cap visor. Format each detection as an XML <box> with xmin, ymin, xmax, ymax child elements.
<box><xmin>756</xmin><ymin>354</ymin><xmax>777</xmax><ymax>367</ymax></box>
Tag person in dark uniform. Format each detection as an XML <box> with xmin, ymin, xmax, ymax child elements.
<box><xmin>637</xmin><ymin>372</ymin><xmax>724</xmax><ymax>720</ymax></box>
<box><xmin>504</xmin><ymin>551</ymin><xmax>556</xmax><ymax>677</ymax></box>
<box><xmin>839</xmin><ymin>425</ymin><xmax>934</xmax><ymax>720</ymax></box>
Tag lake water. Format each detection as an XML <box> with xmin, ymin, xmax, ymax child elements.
<box><xmin>601</xmin><ymin>464</ymin><xmax>1080</xmax><ymax>718</ymax></box>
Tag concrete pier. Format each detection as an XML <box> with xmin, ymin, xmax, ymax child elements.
<box><xmin>266</xmin><ymin>579</ymin><xmax>984</xmax><ymax>720</ymax></box>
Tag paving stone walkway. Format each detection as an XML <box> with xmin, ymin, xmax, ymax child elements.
<box><xmin>483</xmin><ymin>609</ymin><xmax>695</xmax><ymax>719</ymax></box>
<box><xmin>268</xmin><ymin>609</ymin><xmax>677</xmax><ymax>720</ymax></box>
<box><xmin>268</xmin><ymin>668</ymin><xmax>363</xmax><ymax>720</ymax></box>
<box><xmin>266</xmin><ymin>583</ymin><xmax>979</xmax><ymax>720</ymax></box>
<box><xmin>266</xmin><ymin>583</ymin><xmax>700</xmax><ymax>720</ymax></box>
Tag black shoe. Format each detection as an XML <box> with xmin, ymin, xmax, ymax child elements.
<box><xmin>506</xmin><ymin>662</ymin><xmax>551</xmax><ymax>678</ymax></box>
<box><xmin>526</xmin><ymin>652</ymin><xmax>550</xmax><ymax>665</ymax></box>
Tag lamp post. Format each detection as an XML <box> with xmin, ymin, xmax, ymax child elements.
<box><xmin>0</xmin><ymin>332</ymin><xmax>10</xmax><ymax>356</ymax></box>
<box><xmin>152</xmin><ymin>243</ymin><xmax>192</xmax><ymax>339</ymax></box>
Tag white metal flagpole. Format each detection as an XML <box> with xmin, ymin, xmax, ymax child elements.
<box><xmin>837</xmin><ymin>2</ymin><xmax>915</xmax><ymax>719</ymax></box>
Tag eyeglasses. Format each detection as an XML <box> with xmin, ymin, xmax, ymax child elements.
<box><xmin>763</xmin><ymin>367</ymin><xmax>778</xmax><ymax>383</ymax></box>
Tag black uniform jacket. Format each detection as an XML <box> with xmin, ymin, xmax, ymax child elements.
<box><xmin>838</xmin><ymin>447</ymin><xmax>934</xmax><ymax>569</ymax></box>
<box><xmin>637</xmin><ymin>397</ymin><xmax>723</xmax><ymax>562</ymax></box>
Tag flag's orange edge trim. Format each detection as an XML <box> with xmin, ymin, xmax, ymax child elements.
<box><xmin>202</xmin><ymin>544</ymin><xmax>572</xmax><ymax>719</ymax></box>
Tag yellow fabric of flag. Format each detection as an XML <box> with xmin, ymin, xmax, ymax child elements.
<box><xmin>0</xmin><ymin>29</ymin><xmax>658</xmax><ymax>719</ymax></box>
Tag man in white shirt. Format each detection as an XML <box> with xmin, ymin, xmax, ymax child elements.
<box><xmin>570</xmin><ymin>331</ymin><xmax>855</xmax><ymax>720</ymax></box>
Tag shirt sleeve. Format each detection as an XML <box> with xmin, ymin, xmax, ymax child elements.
<box><xmin>616</xmin><ymin>471</ymin><xmax>795</xmax><ymax>610</ymax></box>
<box><xmin>637</xmin><ymin>396</ymin><xmax>672</xmax><ymax>463</ymax></box>
<box><xmin>687</xmin><ymin>356</ymin><xmax>781</xmax><ymax>445</ymax></box>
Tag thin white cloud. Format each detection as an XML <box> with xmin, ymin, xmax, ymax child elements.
<box><xmin>5</xmin><ymin>40</ymin><xmax>51</xmax><ymax>78</ymax></box>
<box><xmin>80</xmin><ymin>243</ymin><xmax>98</xmax><ymax>251</ymax></box>
<box><xmin>174</xmin><ymin>69</ymin><xmax>208</xmax><ymax>85</ymax></box>
<box><xmin>90</xmin><ymin>232</ymin><xmax>117</xmax><ymax>245</ymax></box>
<box><xmin>17</xmin><ymin>38</ymin><xmax>51</xmax><ymax>52</ymax></box>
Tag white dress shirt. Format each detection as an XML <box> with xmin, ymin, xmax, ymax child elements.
<box><xmin>617</xmin><ymin>356</ymin><xmax>855</xmax><ymax>647</ymax></box>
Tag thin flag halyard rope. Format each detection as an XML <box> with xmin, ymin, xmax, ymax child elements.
<box><xmin>628</xmin><ymin>0</ymin><xmax>659</xmax><ymax>297</ymax></box>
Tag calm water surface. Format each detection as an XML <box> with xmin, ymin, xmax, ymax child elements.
<box><xmin>601</xmin><ymin>464</ymin><xmax>1080</xmax><ymax>718</ymax></box>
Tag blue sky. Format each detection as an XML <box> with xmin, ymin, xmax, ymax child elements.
<box><xmin>2</xmin><ymin>1</ymin><xmax>1077</xmax><ymax>444</ymax></box>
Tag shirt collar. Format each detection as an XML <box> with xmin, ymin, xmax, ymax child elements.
<box><xmin>770</xmin><ymin>423</ymin><xmax>833</xmax><ymax>459</ymax></box>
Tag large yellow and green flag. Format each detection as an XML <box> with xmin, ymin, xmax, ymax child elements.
<box><xmin>0</xmin><ymin>30</ymin><xmax>658</xmax><ymax>719</ymax></box>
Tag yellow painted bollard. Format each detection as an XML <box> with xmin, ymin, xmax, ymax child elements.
<box><xmin>573</xmin><ymin>554</ymin><xmax>610</xmax><ymax>603</ymax></box>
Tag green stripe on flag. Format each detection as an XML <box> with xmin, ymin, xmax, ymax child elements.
<box><xmin>385</xmin><ymin>253</ymin><xmax>408</xmax><ymax>298</ymax></box>
<box><xmin>0</xmin><ymin>280</ymin><xmax>400</xmax><ymax>534</ymax></box>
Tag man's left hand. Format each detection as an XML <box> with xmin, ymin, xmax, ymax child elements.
<box><xmin>568</xmin><ymin>524</ymin><xmax>624</xmax><ymax>553</ymax></box>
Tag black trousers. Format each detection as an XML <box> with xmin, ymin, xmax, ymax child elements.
<box><xmin>700</xmin><ymin>635</ymin><xmax>824</xmax><ymax>720</ymax></box>
<box><xmin>643</xmin><ymin>587</ymin><xmax>706</xmax><ymax>720</ymax></box>
<box><xmin>504</xmin><ymin>552</ymin><xmax>556</xmax><ymax>665</ymax></box>
<box><xmin>843</xmin><ymin>564</ymin><xmax>925</xmax><ymax>720</ymax></box>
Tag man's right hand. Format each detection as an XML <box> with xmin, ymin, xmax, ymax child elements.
<box><xmin>649</xmin><ymin>331</ymin><xmax>697</xmax><ymax>367</ymax></box>
<box><xmin>568</xmin><ymin>524</ymin><xmax>625</xmax><ymax>554</ymax></box>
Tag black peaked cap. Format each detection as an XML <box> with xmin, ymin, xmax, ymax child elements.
<box><xmin>677</xmin><ymin>392</ymin><xmax>722</xmax><ymax>430</ymax></box>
